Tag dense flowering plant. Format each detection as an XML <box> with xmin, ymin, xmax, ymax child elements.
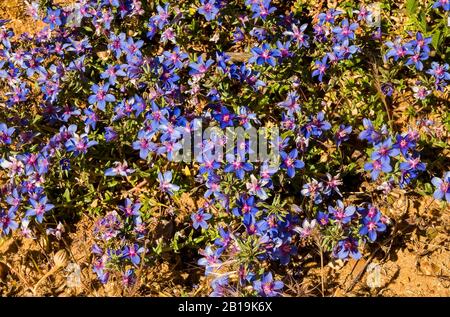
<box><xmin>0</xmin><ymin>0</ymin><xmax>448</xmax><ymax>296</ymax></box>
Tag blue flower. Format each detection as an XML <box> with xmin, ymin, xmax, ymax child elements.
<box><xmin>280</xmin><ymin>149</ymin><xmax>304</xmax><ymax>178</ymax></box>
<box><xmin>65</xmin><ymin>134</ymin><xmax>98</xmax><ymax>156</ymax></box>
<box><xmin>426</xmin><ymin>62</ymin><xmax>450</xmax><ymax>81</ymax></box>
<box><xmin>133</xmin><ymin>130</ymin><xmax>157</xmax><ymax>160</ymax></box>
<box><xmin>157</xmin><ymin>170</ymin><xmax>180</xmax><ymax>195</ymax></box>
<box><xmin>232</xmin><ymin>195</ymin><xmax>258</xmax><ymax>217</ymax></box>
<box><xmin>334</xmin><ymin>125</ymin><xmax>352</xmax><ymax>146</ymax></box>
<box><xmin>253</xmin><ymin>272</ymin><xmax>284</xmax><ymax>297</ymax></box>
<box><xmin>358</xmin><ymin>118</ymin><xmax>387</xmax><ymax>144</ymax></box>
<box><xmin>0</xmin><ymin>208</ymin><xmax>19</xmax><ymax>235</ymax></box>
<box><xmin>334</xmin><ymin>237</ymin><xmax>361</xmax><ymax>260</ymax></box>
<box><xmin>328</xmin><ymin>200</ymin><xmax>355</xmax><ymax>224</ymax></box>
<box><xmin>364</xmin><ymin>158</ymin><xmax>392</xmax><ymax>180</ymax></box>
<box><xmin>189</xmin><ymin>56</ymin><xmax>214</xmax><ymax>76</ymax></box>
<box><xmin>248</xmin><ymin>43</ymin><xmax>281</xmax><ymax>67</ymax></box>
<box><xmin>122</xmin><ymin>244</ymin><xmax>144</xmax><ymax>266</ymax></box>
<box><xmin>312</xmin><ymin>55</ymin><xmax>329</xmax><ymax>82</ymax></box>
<box><xmin>105</xmin><ymin>161</ymin><xmax>135</xmax><ymax>177</ymax></box>
<box><xmin>88</xmin><ymin>83</ymin><xmax>116</xmax><ymax>112</ymax></box>
<box><xmin>393</xmin><ymin>133</ymin><xmax>416</xmax><ymax>157</ymax></box>
<box><xmin>224</xmin><ymin>155</ymin><xmax>253</xmax><ymax>180</ymax></box>
<box><xmin>0</xmin><ymin>123</ymin><xmax>15</xmax><ymax>145</ymax></box>
<box><xmin>359</xmin><ymin>211</ymin><xmax>387</xmax><ymax>242</ymax></box>
<box><xmin>371</xmin><ymin>138</ymin><xmax>400</xmax><ymax>163</ymax></box>
<box><xmin>210</xmin><ymin>276</ymin><xmax>229</xmax><ymax>297</ymax></box>
<box><xmin>384</xmin><ymin>38</ymin><xmax>407</xmax><ymax>61</ymax></box>
<box><xmin>318</xmin><ymin>8</ymin><xmax>342</xmax><ymax>25</ymax></box>
<box><xmin>283</xmin><ymin>23</ymin><xmax>309</xmax><ymax>48</ymax></box>
<box><xmin>332</xmin><ymin>19</ymin><xmax>358</xmax><ymax>41</ymax></box>
<box><xmin>100</xmin><ymin>64</ymin><xmax>127</xmax><ymax>86</ymax></box>
<box><xmin>248</xmin><ymin>0</ymin><xmax>276</xmax><ymax>20</ymax></box>
<box><xmin>25</xmin><ymin>196</ymin><xmax>55</xmax><ymax>223</ymax></box>
<box><xmin>431</xmin><ymin>172</ymin><xmax>450</xmax><ymax>202</ymax></box>
<box><xmin>433</xmin><ymin>0</ymin><xmax>450</xmax><ymax>11</ymax></box>
<box><xmin>213</xmin><ymin>106</ymin><xmax>235</xmax><ymax>128</ymax></box>
<box><xmin>118</xmin><ymin>198</ymin><xmax>141</xmax><ymax>217</ymax></box>
<box><xmin>399</xmin><ymin>155</ymin><xmax>426</xmax><ymax>174</ymax></box>
<box><xmin>43</xmin><ymin>9</ymin><xmax>62</xmax><ymax>30</ymax></box>
<box><xmin>198</xmin><ymin>0</ymin><xmax>219</xmax><ymax>21</ymax></box>
<box><xmin>317</xmin><ymin>211</ymin><xmax>329</xmax><ymax>226</ymax></box>
<box><xmin>191</xmin><ymin>209</ymin><xmax>212</xmax><ymax>230</ymax></box>
<box><xmin>198</xmin><ymin>246</ymin><xmax>221</xmax><ymax>275</ymax></box>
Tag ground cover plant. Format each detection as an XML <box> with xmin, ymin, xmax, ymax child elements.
<box><xmin>0</xmin><ymin>0</ymin><xmax>449</xmax><ymax>297</ymax></box>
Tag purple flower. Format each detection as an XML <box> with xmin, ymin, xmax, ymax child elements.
<box><xmin>198</xmin><ymin>246</ymin><xmax>221</xmax><ymax>275</ymax></box>
<box><xmin>104</xmin><ymin>127</ymin><xmax>118</xmax><ymax>142</ymax></box>
<box><xmin>88</xmin><ymin>83</ymin><xmax>116</xmax><ymax>112</ymax></box>
<box><xmin>246</xmin><ymin>175</ymin><xmax>269</xmax><ymax>200</ymax></box>
<box><xmin>294</xmin><ymin>219</ymin><xmax>317</xmax><ymax>238</ymax></box>
<box><xmin>324</xmin><ymin>173</ymin><xmax>343</xmax><ymax>196</ymax></box>
<box><xmin>334</xmin><ymin>237</ymin><xmax>361</xmax><ymax>260</ymax></box>
<box><xmin>431</xmin><ymin>172</ymin><xmax>450</xmax><ymax>202</ymax></box>
<box><xmin>253</xmin><ymin>272</ymin><xmax>284</xmax><ymax>297</ymax></box>
<box><xmin>248</xmin><ymin>43</ymin><xmax>281</xmax><ymax>67</ymax></box>
<box><xmin>198</xmin><ymin>0</ymin><xmax>219</xmax><ymax>21</ymax></box>
<box><xmin>152</xmin><ymin>3</ymin><xmax>171</xmax><ymax>29</ymax></box>
<box><xmin>157</xmin><ymin>170</ymin><xmax>180</xmax><ymax>195</ymax></box>
<box><xmin>412</xmin><ymin>86</ymin><xmax>431</xmax><ymax>100</ymax></box>
<box><xmin>25</xmin><ymin>196</ymin><xmax>54</xmax><ymax>223</ymax></box>
<box><xmin>191</xmin><ymin>209</ymin><xmax>212</xmax><ymax>230</ymax></box>
<box><xmin>280</xmin><ymin>149</ymin><xmax>304</xmax><ymax>178</ymax></box>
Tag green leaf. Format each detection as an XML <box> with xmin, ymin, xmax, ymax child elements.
<box><xmin>432</xmin><ymin>31</ymin><xmax>441</xmax><ymax>50</ymax></box>
<box><xmin>63</xmin><ymin>188</ymin><xmax>71</xmax><ymax>202</ymax></box>
<box><xmin>406</xmin><ymin>0</ymin><xmax>418</xmax><ymax>16</ymax></box>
